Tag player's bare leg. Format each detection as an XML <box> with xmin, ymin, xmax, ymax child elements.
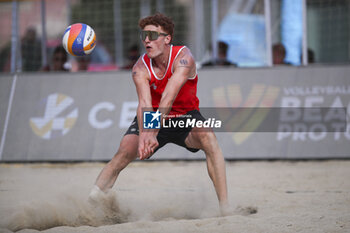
<box><xmin>185</xmin><ymin>128</ymin><xmax>229</xmax><ymax>215</ymax></box>
<box><xmin>89</xmin><ymin>134</ymin><xmax>138</xmax><ymax>200</ymax></box>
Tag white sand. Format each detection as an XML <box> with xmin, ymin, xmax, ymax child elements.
<box><xmin>0</xmin><ymin>160</ymin><xmax>349</xmax><ymax>233</ymax></box>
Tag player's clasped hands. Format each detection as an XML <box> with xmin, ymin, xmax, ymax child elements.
<box><xmin>138</xmin><ymin>132</ymin><xmax>159</xmax><ymax>160</ymax></box>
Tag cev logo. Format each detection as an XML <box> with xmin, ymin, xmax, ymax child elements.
<box><xmin>30</xmin><ymin>93</ymin><xmax>78</xmax><ymax>139</ymax></box>
<box><xmin>29</xmin><ymin>93</ymin><xmax>138</xmax><ymax>140</ymax></box>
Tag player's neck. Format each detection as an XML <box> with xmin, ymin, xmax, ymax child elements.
<box><xmin>152</xmin><ymin>45</ymin><xmax>171</xmax><ymax>70</ymax></box>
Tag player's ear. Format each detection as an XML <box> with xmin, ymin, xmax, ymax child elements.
<box><xmin>165</xmin><ymin>35</ymin><xmax>171</xmax><ymax>45</ymax></box>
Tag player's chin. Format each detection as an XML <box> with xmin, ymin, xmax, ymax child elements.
<box><xmin>146</xmin><ymin>52</ymin><xmax>155</xmax><ymax>59</ymax></box>
<box><xmin>146</xmin><ymin>50</ymin><xmax>160</xmax><ymax>59</ymax></box>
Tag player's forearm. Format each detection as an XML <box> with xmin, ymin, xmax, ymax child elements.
<box><xmin>137</xmin><ymin>101</ymin><xmax>150</xmax><ymax>133</ymax></box>
<box><xmin>158</xmin><ymin>92</ymin><xmax>175</xmax><ymax>119</ymax></box>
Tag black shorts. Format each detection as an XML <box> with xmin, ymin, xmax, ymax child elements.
<box><xmin>124</xmin><ymin>110</ymin><xmax>206</xmax><ymax>153</ymax></box>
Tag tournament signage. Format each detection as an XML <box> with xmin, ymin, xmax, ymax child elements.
<box><xmin>0</xmin><ymin>66</ymin><xmax>349</xmax><ymax>161</ymax></box>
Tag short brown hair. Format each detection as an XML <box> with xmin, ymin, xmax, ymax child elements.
<box><xmin>139</xmin><ymin>13</ymin><xmax>174</xmax><ymax>41</ymax></box>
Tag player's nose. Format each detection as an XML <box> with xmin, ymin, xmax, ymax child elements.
<box><xmin>144</xmin><ymin>36</ymin><xmax>151</xmax><ymax>43</ymax></box>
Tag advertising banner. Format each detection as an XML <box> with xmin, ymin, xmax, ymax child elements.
<box><xmin>0</xmin><ymin>65</ymin><xmax>349</xmax><ymax>161</ymax></box>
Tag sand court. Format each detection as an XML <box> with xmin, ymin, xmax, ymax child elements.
<box><xmin>0</xmin><ymin>160</ymin><xmax>349</xmax><ymax>233</ymax></box>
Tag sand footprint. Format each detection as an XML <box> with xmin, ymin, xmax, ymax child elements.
<box><xmin>234</xmin><ymin>206</ymin><xmax>258</xmax><ymax>216</ymax></box>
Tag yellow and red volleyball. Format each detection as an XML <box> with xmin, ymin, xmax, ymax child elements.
<box><xmin>62</xmin><ymin>23</ymin><xmax>96</xmax><ymax>56</ymax></box>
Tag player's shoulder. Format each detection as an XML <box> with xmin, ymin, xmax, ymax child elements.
<box><xmin>132</xmin><ymin>55</ymin><xmax>150</xmax><ymax>78</ymax></box>
<box><xmin>176</xmin><ymin>46</ymin><xmax>193</xmax><ymax>58</ymax></box>
<box><xmin>172</xmin><ymin>46</ymin><xmax>197</xmax><ymax>78</ymax></box>
<box><xmin>173</xmin><ymin>46</ymin><xmax>195</xmax><ymax>66</ymax></box>
<box><xmin>132</xmin><ymin>55</ymin><xmax>149</xmax><ymax>76</ymax></box>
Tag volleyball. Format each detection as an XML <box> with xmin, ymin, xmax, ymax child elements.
<box><xmin>62</xmin><ymin>23</ymin><xmax>96</xmax><ymax>56</ymax></box>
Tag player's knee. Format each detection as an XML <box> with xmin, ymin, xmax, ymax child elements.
<box><xmin>110</xmin><ymin>149</ymin><xmax>133</xmax><ymax>172</ymax></box>
<box><xmin>197</xmin><ymin>130</ymin><xmax>216</xmax><ymax>146</ymax></box>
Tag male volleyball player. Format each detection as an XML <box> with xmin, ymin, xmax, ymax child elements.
<box><xmin>90</xmin><ymin>13</ymin><xmax>229</xmax><ymax>215</ymax></box>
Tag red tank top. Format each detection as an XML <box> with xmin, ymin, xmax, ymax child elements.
<box><xmin>142</xmin><ymin>45</ymin><xmax>199</xmax><ymax>117</ymax></box>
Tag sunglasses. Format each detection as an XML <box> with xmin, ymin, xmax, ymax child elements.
<box><xmin>140</xmin><ymin>30</ymin><xmax>168</xmax><ymax>41</ymax></box>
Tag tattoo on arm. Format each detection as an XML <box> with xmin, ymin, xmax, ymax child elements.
<box><xmin>179</xmin><ymin>59</ymin><xmax>190</xmax><ymax>68</ymax></box>
<box><xmin>180</xmin><ymin>59</ymin><xmax>188</xmax><ymax>65</ymax></box>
